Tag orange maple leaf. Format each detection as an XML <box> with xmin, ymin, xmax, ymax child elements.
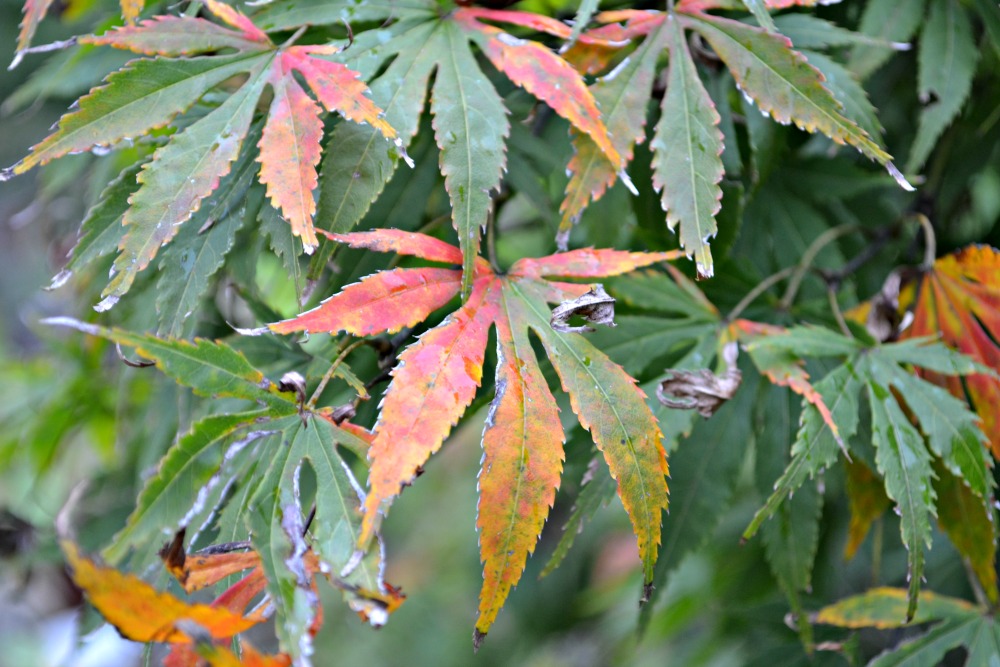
<box><xmin>271</xmin><ymin>229</ymin><xmax>678</xmax><ymax>644</ymax></box>
<box><xmin>901</xmin><ymin>244</ymin><xmax>1000</xmax><ymax>458</ymax></box>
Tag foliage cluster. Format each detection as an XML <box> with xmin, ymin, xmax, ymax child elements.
<box><xmin>1</xmin><ymin>0</ymin><xmax>999</xmax><ymax>664</ymax></box>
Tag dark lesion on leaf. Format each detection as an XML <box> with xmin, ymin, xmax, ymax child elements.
<box><xmin>657</xmin><ymin>341</ymin><xmax>742</xmax><ymax>418</ymax></box>
<box><xmin>550</xmin><ymin>284</ymin><xmax>617</xmax><ymax>334</ymax></box>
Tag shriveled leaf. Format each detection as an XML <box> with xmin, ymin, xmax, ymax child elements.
<box><xmin>682</xmin><ymin>12</ymin><xmax>911</xmax><ymax>190</ymax></box>
<box><xmin>815</xmin><ymin>587</ymin><xmax>977</xmax><ymax>629</ymax></box>
<box><xmin>550</xmin><ymin>284</ymin><xmax>616</xmax><ymax>333</ymax></box>
<box><xmin>62</xmin><ymin>540</ymin><xmax>258</xmax><ymax>643</ymax></box>
<box><xmin>652</xmin><ymin>14</ymin><xmax>724</xmax><ymax>278</ymax></box>
<box><xmin>657</xmin><ymin>341</ymin><xmax>742</xmax><ymax>417</ymax></box>
<box><xmin>908</xmin><ymin>0</ymin><xmax>979</xmax><ymax>172</ymax></box>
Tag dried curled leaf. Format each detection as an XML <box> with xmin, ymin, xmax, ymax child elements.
<box><xmin>550</xmin><ymin>284</ymin><xmax>616</xmax><ymax>333</ymax></box>
<box><xmin>657</xmin><ymin>341</ymin><xmax>742</xmax><ymax>417</ymax></box>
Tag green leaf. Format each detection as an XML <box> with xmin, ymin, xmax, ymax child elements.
<box><xmin>908</xmin><ymin>0</ymin><xmax>980</xmax><ymax>172</ymax></box>
<box><xmin>13</xmin><ymin>54</ymin><xmax>262</xmax><ymax>174</ymax></box>
<box><xmin>57</xmin><ymin>158</ymin><xmax>145</xmax><ymax>284</ymax></box>
<box><xmin>744</xmin><ymin>362</ymin><xmax>860</xmax><ymax>539</ymax></box>
<box><xmin>741</xmin><ymin>0</ymin><xmax>777</xmax><ymax>33</ymax></box>
<box><xmin>817</xmin><ymin>587</ymin><xmax>978</xmax><ymax>628</ymax></box>
<box><xmin>567</xmin><ymin>0</ymin><xmax>600</xmax><ymax>45</ymax></box>
<box><xmin>652</xmin><ymin>14</ymin><xmax>724</xmax><ymax>279</ymax></box>
<box><xmin>848</xmin><ymin>0</ymin><xmax>928</xmax><ymax>80</ymax></box>
<box><xmin>310</xmin><ymin>22</ymin><xmax>439</xmax><ymax>279</ymax></box>
<box><xmin>683</xmin><ymin>13</ymin><xmax>911</xmax><ymax>189</ymax></box>
<box><xmin>744</xmin><ymin>324</ymin><xmax>862</xmax><ymax>358</ymax></box>
<box><xmin>248</xmin><ymin>419</ymin><xmax>317</xmax><ymax>663</ymax></box>
<box><xmin>875</xmin><ymin>357</ymin><xmax>992</xmax><ymax>498</ymax></box>
<box><xmin>155</xmin><ymin>127</ymin><xmax>263</xmax><ymax>337</ymax></box>
<box><xmin>963</xmin><ymin>617</ymin><xmax>1000</xmax><ymax>665</ymax></box>
<box><xmin>99</xmin><ymin>62</ymin><xmax>270</xmax><ymax>309</ymax></box>
<box><xmin>773</xmin><ymin>14</ymin><xmax>901</xmax><ymax>51</ymax></box>
<box><xmin>972</xmin><ymin>0</ymin><xmax>1000</xmax><ymax>61</ymax></box>
<box><xmin>870</xmin><ymin>617</ymin><xmax>982</xmax><ymax>667</ymax></box>
<box><xmin>250</xmin><ymin>0</ymin><xmax>434</xmax><ymax>32</ymax></box>
<box><xmin>864</xmin><ymin>361</ymin><xmax>936</xmax><ymax>622</ymax></box>
<box><xmin>933</xmin><ymin>462</ymin><xmax>999</xmax><ymax>605</ymax></box>
<box><xmin>803</xmin><ymin>50</ymin><xmax>884</xmax><ymax>145</ymax></box>
<box><xmin>103</xmin><ymin>410</ymin><xmax>267</xmax><ymax>564</ymax></box>
<box><xmin>41</xmin><ymin>318</ymin><xmax>297</xmax><ymax>410</ymax></box>
<box><xmin>432</xmin><ymin>22</ymin><xmax>509</xmax><ymax>296</ymax></box>
<box><xmin>540</xmin><ymin>454</ymin><xmax>616</xmax><ymax>578</ymax></box>
<box><xmin>260</xmin><ymin>197</ymin><xmax>305</xmax><ymax>306</ymax></box>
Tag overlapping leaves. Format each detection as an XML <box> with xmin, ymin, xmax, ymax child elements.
<box><xmin>287</xmin><ymin>1</ymin><xmax>621</xmax><ymax>294</ymax></box>
<box><xmin>43</xmin><ymin>318</ymin><xmax>401</xmax><ymax>664</ymax></box>
<box><xmin>8</xmin><ymin>0</ymin><xmax>396</xmax><ymax>310</ymax></box>
<box><xmin>560</xmin><ymin>5</ymin><xmax>911</xmax><ymax>278</ymax></box>
<box><xmin>270</xmin><ymin>229</ymin><xmax>674</xmax><ymax>644</ymax></box>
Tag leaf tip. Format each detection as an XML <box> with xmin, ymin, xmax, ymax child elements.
<box><xmin>886</xmin><ymin>162</ymin><xmax>915</xmax><ymax>192</ymax></box>
<box><xmin>640</xmin><ymin>580</ymin><xmax>653</xmax><ymax>607</ymax></box>
<box><xmin>473</xmin><ymin>628</ymin><xmax>487</xmax><ymax>652</ymax></box>
<box><xmin>0</xmin><ymin>165</ymin><xmax>15</xmax><ymax>181</ymax></box>
<box><xmin>94</xmin><ymin>294</ymin><xmax>120</xmax><ymax>312</ymax></box>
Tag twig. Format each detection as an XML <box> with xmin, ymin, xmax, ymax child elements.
<box><xmin>827</xmin><ymin>286</ymin><xmax>853</xmax><ymax>338</ymax></box>
<box><xmin>308</xmin><ymin>339</ymin><xmax>367</xmax><ymax>408</ymax></box>
<box><xmin>724</xmin><ymin>266</ymin><xmax>795</xmax><ymax>323</ymax></box>
<box><xmin>911</xmin><ymin>213</ymin><xmax>936</xmax><ymax>269</ymax></box>
<box><xmin>779</xmin><ymin>224</ymin><xmax>859</xmax><ymax>310</ymax></box>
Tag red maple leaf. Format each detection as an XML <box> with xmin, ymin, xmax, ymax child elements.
<box><xmin>271</xmin><ymin>229</ymin><xmax>678</xmax><ymax>643</ymax></box>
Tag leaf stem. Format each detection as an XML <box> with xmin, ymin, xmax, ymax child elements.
<box><xmin>308</xmin><ymin>338</ymin><xmax>367</xmax><ymax>408</ymax></box>
<box><xmin>724</xmin><ymin>266</ymin><xmax>795</xmax><ymax>323</ymax></box>
<box><xmin>911</xmin><ymin>213</ymin><xmax>936</xmax><ymax>269</ymax></box>
<box><xmin>827</xmin><ymin>285</ymin><xmax>853</xmax><ymax>338</ymax></box>
<box><xmin>282</xmin><ymin>25</ymin><xmax>309</xmax><ymax>48</ymax></box>
<box><xmin>779</xmin><ymin>224</ymin><xmax>859</xmax><ymax>310</ymax></box>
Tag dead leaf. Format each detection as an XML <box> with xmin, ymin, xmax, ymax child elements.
<box><xmin>550</xmin><ymin>284</ymin><xmax>617</xmax><ymax>333</ymax></box>
<box><xmin>657</xmin><ymin>341</ymin><xmax>742</xmax><ymax>417</ymax></box>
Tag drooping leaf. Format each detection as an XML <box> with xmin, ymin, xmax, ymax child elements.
<box><xmin>848</xmin><ymin>0</ymin><xmax>928</xmax><ymax>80</ymax></box>
<box><xmin>933</xmin><ymin>462</ymin><xmax>999</xmax><ymax>605</ymax></box>
<box><xmin>272</xmin><ymin>230</ymin><xmax>672</xmax><ymax>642</ymax></box>
<box><xmin>42</xmin><ymin>318</ymin><xmax>297</xmax><ymax>410</ymax></box>
<box><xmin>863</xmin><ymin>359</ymin><xmax>936</xmax><ymax>622</ymax></box>
<box><xmin>61</xmin><ymin>540</ymin><xmax>259</xmax><ymax>643</ymax></box>
<box><xmin>843</xmin><ymin>459</ymin><xmax>891</xmax><ymax>560</ymax></box>
<box><xmin>869</xmin><ymin>617</ymin><xmax>986</xmax><ymax>667</ymax></box>
<box><xmin>902</xmin><ymin>245</ymin><xmax>1000</xmax><ymax>458</ymax></box>
<box><xmin>815</xmin><ymin>587</ymin><xmax>977</xmax><ymax>629</ymax></box>
<box><xmin>651</xmin><ymin>14</ymin><xmax>725</xmax><ymax>278</ymax></box>
<box><xmin>682</xmin><ymin>12</ymin><xmax>911</xmax><ymax>190</ymax></box>
<box><xmin>908</xmin><ymin>0</ymin><xmax>979</xmax><ymax>172</ymax></box>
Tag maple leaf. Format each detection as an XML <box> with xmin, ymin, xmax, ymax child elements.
<box><xmin>43</xmin><ymin>318</ymin><xmax>402</xmax><ymax>661</ymax></box>
<box><xmin>8</xmin><ymin>0</ymin><xmax>397</xmax><ymax>310</ymax></box>
<box><xmin>559</xmin><ymin>6</ymin><xmax>911</xmax><ymax>279</ymax></box>
<box><xmin>901</xmin><ymin>245</ymin><xmax>1000</xmax><ymax>458</ymax></box>
<box><xmin>271</xmin><ymin>229</ymin><xmax>677</xmax><ymax>644</ymax></box>
<box><xmin>300</xmin><ymin>1</ymin><xmax>620</xmax><ymax>294</ymax></box>
<box><xmin>61</xmin><ymin>539</ymin><xmax>260</xmax><ymax>644</ymax></box>
<box><xmin>741</xmin><ymin>331</ymin><xmax>992</xmax><ymax>620</ymax></box>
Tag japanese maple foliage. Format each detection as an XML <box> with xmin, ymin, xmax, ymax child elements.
<box><xmin>271</xmin><ymin>229</ymin><xmax>679</xmax><ymax>643</ymax></box>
